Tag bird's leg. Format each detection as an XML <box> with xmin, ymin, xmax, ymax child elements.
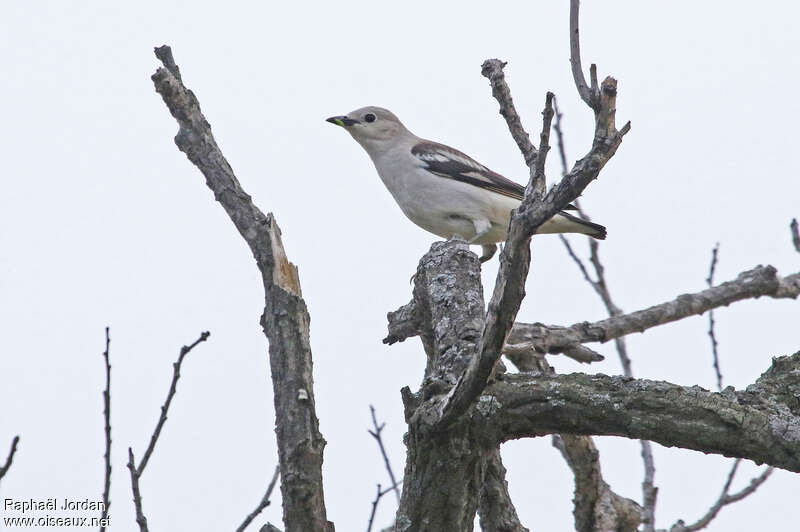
<box><xmin>479</xmin><ymin>244</ymin><xmax>497</xmax><ymax>263</ymax></box>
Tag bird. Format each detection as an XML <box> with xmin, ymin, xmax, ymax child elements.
<box><xmin>326</xmin><ymin>106</ymin><xmax>606</xmax><ymax>262</ymax></box>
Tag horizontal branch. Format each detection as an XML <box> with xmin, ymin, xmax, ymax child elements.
<box><xmin>488</xmin><ymin>351</ymin><xmax>800</xmax><ymax>473</ymax></box>
<box><xmin>508</xmin><ymin>265</ymin><xmax>800</xmax><ymax>353</ymax></box>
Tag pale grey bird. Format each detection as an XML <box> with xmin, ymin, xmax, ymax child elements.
<box><xmin>327</xmin><ymin>106</ymin><xmax>606</xmax><ymax>262</ymax></box>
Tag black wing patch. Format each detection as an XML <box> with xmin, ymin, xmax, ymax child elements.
<box><xmin>411</xmin><ymin>141</ymin><xmax>580</xmax><ymax>209</ymax></box>
<box><xmin>411</xmin><ymin>142</ymin><xmax>525</xmax><ymax>200</ymax></box>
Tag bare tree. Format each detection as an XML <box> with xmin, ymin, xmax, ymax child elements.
<box><xmin>147</xmin><ymin>2</ymin><xmax>800</xmax><ymax>531</ymax></box>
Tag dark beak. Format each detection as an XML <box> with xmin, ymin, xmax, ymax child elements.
<box><xmin>326</xmin><ymin>116</ymin><xmax>359</xmax><ymax>127</ymax></box>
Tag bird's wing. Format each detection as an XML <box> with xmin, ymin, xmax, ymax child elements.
<box><xmin>411</xmin><ymin>141</ymin><xmax>579</xmax><ymax>209</ymax></box>
<box><xmin>411</xmin><ymin>141</ymin><xmax>525</xmax><ymax>200</ymax></box>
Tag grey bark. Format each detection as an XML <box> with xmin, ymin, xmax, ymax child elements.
<box><xmin>489</xmin><ymin>354</ymin><xmax>800</xmax><ymax>472</ymax></box>
<box><xmin>478</xmin><ymin>448</ymin><xmax>530</xmax><ymax>532</ymax></box>
<box><xmin>552</xmin><ymin>435</ymin><xmax>642</xmax><ymax>532</ymax></box>
<box><xmin>387</xmin><ymin>265</ymin><xmax>800</xmax><ymax>364</ymax></box>
<box><xmin>151</xmin><ymin>46</ymin><xmax>330</xmax><ymax>532</ymax></box>
<box><xmin>393</xmin><ymin>241</ymin><xmax>491</xmax><ymax>531</ymax></box>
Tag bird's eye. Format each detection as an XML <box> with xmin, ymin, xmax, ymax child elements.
<box><xmin>364</xmin><ymin>113</ymin><xmax>376</xmax><ymax>123</ymax></box>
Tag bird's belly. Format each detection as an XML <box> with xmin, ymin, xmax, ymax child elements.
<box><xmin>379</xmin><ymin>168</ymin><xmax>516</xmax><ymax>241</ymax></box>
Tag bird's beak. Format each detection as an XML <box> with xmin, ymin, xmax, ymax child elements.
<box><xmin>326</xmin><ymin>116</ymin><xmax>359</xmax><ymax>127</ymax></box>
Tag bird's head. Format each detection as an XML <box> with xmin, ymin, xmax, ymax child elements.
<box><xmin>326</xmin><ymin>106</ymin><xmax>408</xmax><ymax>153</ymax></box>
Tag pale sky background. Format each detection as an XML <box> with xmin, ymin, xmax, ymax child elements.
<box><xmin>2</xmin><ymin>1</ymin><xmax>799</xmax><ymax>531</ymax></box>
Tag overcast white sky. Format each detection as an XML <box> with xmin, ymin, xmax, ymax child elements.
<box><xmin>2</xmin><ymin>1</ymin><xmax>799</xmax><ymax>530</ymax></box>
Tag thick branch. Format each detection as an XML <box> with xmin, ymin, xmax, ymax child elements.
<box><xmin>478</xmin><ymin>448</ymin><xmax>530</xmax><ymax>532</ymax></box>
<box><xmin>509</xmin><ymin>265</ymin><xmax>800</xmax><ymax>353</ymax></box>
<box><xmin>553</xmin><ymin>435</ymin><xmax>642</xmax><ymax>532</ymax></box>
<box><xmin>152</xmin><ymin>45</ymin><xmax>329</xmax><ymax>532</ymax></box>
<box><xmin>489</xmin><ymin>351</ymin><xmax>800</xmax><ymax>473</ymax></box>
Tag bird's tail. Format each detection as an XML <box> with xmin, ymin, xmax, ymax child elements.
<box><xmin>538</xmin><ymin>211</ymin><xmax>607</xmax><ymax>240</ymax></box>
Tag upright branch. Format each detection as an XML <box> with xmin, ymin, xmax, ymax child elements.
<box><xmin>127</xmin><ymin>330</ymin><xmax>210</xmax><ymax>532</ymax></box>
<box><xmin>431</xmin><ymin>60</ymin><xmax>628</xmax><ymax>427</ymax></box>
<box><xmin>368</xmin><ymin>406</ymin><xmax>401</xmax><ymax>505</ymax></box>
<box><xmin>570</xmin><ymin>0</ymin><xmax>598</xmax><ymax>110</ymax></box>
<box><xmin>100</xmin><ymin>327</ymin><xmax>112</xmax><ymax>531</ymax></box>
<box><xmin>791</xmin><ymin>218</ymin><xmax>800</xmax><ymax>253</ymax></box>
<box><xmin>553</xmin><ymin>101</ymin><xmax>655</xmax><ymax>530</ymax></box>
<box><xmin>0</xmin><ymin>435</ymin><xmax>20</xmax><ymax>485</ymax></box>
<box><xmin>151</xmin><ymin>45</ymin><xmax>330</xmax><ymax>532</ymax></box>
<box><xmin>477</xmin><ymin>448</ymin><xmax>530</xmax><ymax>532</ymax></box>
<box><xmin>706</xmin><ymin>244</ymin><xmax>723</xmax><ymax>390</ymax></box>
<box><xmin>480</xmin><ymin>59</ymin><xmax>538</xmax><ymax>170</ymax></box>
<box><xmin>552</xmin><ymin>434</ymin><xmax>642</xmax><ymax>532</ymax></box>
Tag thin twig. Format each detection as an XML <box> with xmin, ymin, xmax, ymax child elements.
<box><xmin>674</xmin><ymin>460</ymin><xmax>774</xmax><ymax>531</ymax></box>
<box><xmin>127</xmin><ymin>331</ymin><xmax>210</xmax><ymax>532</ymax></box>
<box><xmin>137</xmin><ymin>331</ymin><xmax>210</xmax><ymax>474</ymax></box>
<box><xmin>706</xmin><ymin>244</ymin><xmax>723</xmax><ymax>390</ymax></box>
<box><xmin>367</xmin><ymin>483</ymin><xmax>382</xmax><ymax>532</ymax></box>
<box><xmin>236</xmin><ymin>465</ymin><xmax>281</xmax><ymax>532</ymax></box>
<box><xmin>551</xmin><ymin>96</ymin><xmax>569</xmax><ymax>177</ymax></box>
<box><xmin>791</xmin><ymin>218</ymin><xmax>800</xmax><ymax>253</ymax></box>
<box><xmin>127</xmin><ymin>448</ymin><xmax>148</xmax><ymax>532</ymax></box>
<box><xmin>366</xmin><ymin>482</ymin><xmax>402</xmax><ymax>532</ymax></box>
<box><xmin>100</xmin><ymin>327</ymin><xmax>112</xmax><ymax>531</ymax></box>
<box><xmin>368</xmin><ymin>405</ymin><xmax>401</xmax><ymax>504</ymax></box>
<box><xmin>0</xmin><ymin>435</ymin><xmax>20</xmax><ymax>484</ymax></box>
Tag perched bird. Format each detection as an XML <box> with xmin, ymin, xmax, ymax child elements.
<box><xmin>327</xmin><ymin>106</ymin><xmax>606</xmax><ymax>262</ymax></box>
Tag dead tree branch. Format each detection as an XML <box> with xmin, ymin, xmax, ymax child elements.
<box><xmin>491</xmin><ymin>351</ymin><xmax>800</xmax><ymax>473</ymax></box>
<box><xmin>554</xmin><ymin>95</ymin><xmax>657</xmax><ymax>531</ymax></box>
<box><xmin>368</xmin><ymin>406</ymin><xmax>401</xmax><ymax>505</ymax></box>
<box><xmin>507</xmin><ymin>265</ymin><xmax>800</xmax><ymax>353</ymax></box>
<box><xmin>480</xmin><ymin>59</ymin><xmax>538</xmax><ymax>169</ymax></box>
<box><xmin>477</xmin><ymin>448</ymin><xmax>530</xmax><ymax>532</ymax></box>
<box><xmin>569</xmin><ymin>0</ymin><xmax>597</xmax><ymax>109</ymax></box>
<box><xmin>706</xmin><ymin>244</ymin><xmax>723</xmax><ymax>390</ymax></box>
<box><xmin>127</xmin><ymin>330</ymin><xmax>210</xmax><ymax>532</ymax></box>
<box><xmin>237</xmin><ymin>465</ymin><xmax>281</xmax><ymax>532</ymax></box>
<box><xmin>552</xmin><ymin>435</ymin><xmax>642</xmax><ymax>532</ymax></box>
<box><xmin>667</xmin><ymin>460</ymin><xmax>773</xmax><ymax>532</ymax></box>
<box><xmin>0</xmin><ymin>435</ymin><xmax>20</xmax><ymax>485</ymax></box>
<box><xmin>152</xmin><ymin>45</ymin><xmax>330</xmax><ymax>532</ymax></box>
<box><xmin>387</xmin><ymin>266</ymin><xmax>800</xmax><ymax>364</ymax></box>
<box><xmin>101</xmin><ymin>327</ymin><xmax>112</xmax><ymax>531</ymax></box>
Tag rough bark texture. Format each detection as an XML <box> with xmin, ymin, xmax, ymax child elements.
<box><xmin>394</xmin><ymin>241</ymin><xmax>491</xmax><ymax>531</ymax></box>
<box><xmin>553</xmin><ymin>435</ymin><xmax>642</xmax><ymax>532</ymax></box>
<box><xmin>387</xmin><ymin>265</ymin><xmax>800</xmax><ymax>365</ymax></box>
<box><xmin>151</xmin><ymin>46</ymin><xmax>329</xmax><ymax>532</ymax></box>
<box><xmin>508</xmin><ymin>265</ymin><xmax>800</xmax><ymax>353</ymax></box>
<box><xmin>488</xmin><ymin>353</ymin><xmax>800</xmax><ymax>472</ymax></box>
<box><xmin>478</xmin><ymin>448</ymin><xmax>530</xmax><ymax>532</ymax></box>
